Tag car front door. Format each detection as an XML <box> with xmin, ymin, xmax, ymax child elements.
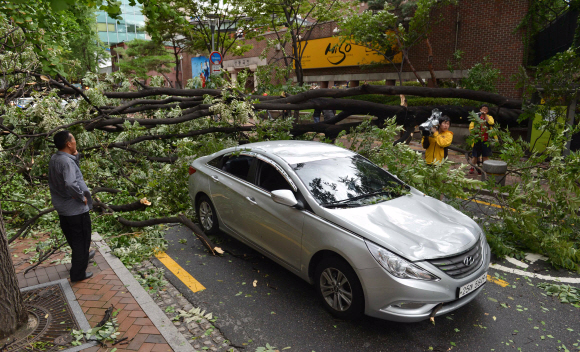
<box><xmin>208</xmin><ymin>153</ymin><xmax>256</xmax><ymax>236</ymax></box>
<box><xmin>240</xmin><ymin>157</ymin><xmax>304</xmax><ymax>270</ymax></box>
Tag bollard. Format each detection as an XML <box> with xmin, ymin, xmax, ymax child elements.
<box><xmin>482</xmin><ymin>160</ymin><xmax>508</xmax><ymax>186</ymax></box>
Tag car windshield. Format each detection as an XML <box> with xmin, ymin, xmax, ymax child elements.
<box><xmin>291</xmin><ymin>155</ymin><xmax>408</xmax><ymax>207</ymax></box>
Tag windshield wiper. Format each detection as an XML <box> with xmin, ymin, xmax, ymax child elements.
<box><xmin>322</xmin><ymin>203</ymin><xmax>362</xmax><ymax>209</ymax></box>
<box><xmin>321</xmin><ymin>190</ymin><xmax>390</xmax><ymax>207</ymax></box>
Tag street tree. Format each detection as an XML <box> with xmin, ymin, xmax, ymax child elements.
<box><xmin>168</xmin><ymin>0</ymin><xmax>256</xmax><ymax>60</ymax></box>
<box><xmin>0</xmin><ymin>0</ymin><xmax>112</xmax><ymax>337</ymax></box>
<box><xmin>341</xmin><ymin>0</ymin><xmax>456</xmax><ymax>86</ymax></box>
<box><xmin>116</xmin><ymin>39</ymin><xmax>176</xmax><ymax>86</ymax></box>
<box><xmin>247</xmin><ymin>0</ymin><xmax>346</xmax><ymax>85</ymax></box>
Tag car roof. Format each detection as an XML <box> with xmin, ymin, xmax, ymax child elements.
<box><xmin>236</xmin><ymin>140</ymin><xmax>356</xmax><ymax>164</ymax></box>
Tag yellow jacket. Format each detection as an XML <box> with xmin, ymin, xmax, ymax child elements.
<box><xmin>422</xmin><ymin>130</ymin><xmax>453</xmax><ymax>164</ymax></box>
<box><xmin>469</xmin><ymin>114</ymin><xmax>498</xmax><ymax>145</ymax></box>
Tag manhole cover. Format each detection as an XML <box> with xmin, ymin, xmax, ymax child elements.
<box><xmin>5</xmin><ymin>284</ymin><xmax>80</xmax><ymax>352</ymax></box>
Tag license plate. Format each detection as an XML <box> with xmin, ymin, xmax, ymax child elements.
<box><xmin>458</xmin><ymin>272</ymin><xmax>487</xmax><ymax>298</ymax></box>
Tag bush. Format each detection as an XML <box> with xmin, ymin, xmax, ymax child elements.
<box><xmin>343</xmin><ymin>94</ymin><xmax>483</xmax><ymax>107</ymax></box>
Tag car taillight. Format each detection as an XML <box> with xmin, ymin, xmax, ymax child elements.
<box><xmin>188</xmin><ymin>166</ymin><xmax>196</xmax><ymax>175</ymax></box>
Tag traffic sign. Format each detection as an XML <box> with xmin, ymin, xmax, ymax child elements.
<box><xmin>209</xmin><ymin>51</ymin><xmax>222</xmax><ymax>65</ymax></box>
<box><xmin>211</xmin><ymin>64</ymin><xmax>221</xmax><ymax>74</ymax></box>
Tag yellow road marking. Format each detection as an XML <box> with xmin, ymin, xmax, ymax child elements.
<box><xmin>487</xmin><ymin>274</ymin><xmax>509</xmax><ymax>287</ymax></box>
<box><xmin>155</xmin><ymin>252</ymin><xmax>205</xmax><ymax>292</ymax></box>
<box><xmin>470</xmin><ymin>199</ymin><xmax>503</xmax><ymax>209</ymax></box>
<box><xmin>461</xmin><ymin>198</ymin><xmax>516</xmax><ymax>211</ymax></box>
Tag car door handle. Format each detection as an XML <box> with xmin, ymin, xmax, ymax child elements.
<box><xmin>246</xmin><ymin>196</ymin><xmax>257</xmax><ymax>205</ymax></box>
<box><xmin>211</xmin><ymin>175</ymin><xmax>219</xmax><ymax>182</ymax></box>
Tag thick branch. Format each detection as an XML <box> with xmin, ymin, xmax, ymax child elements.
<box><xmin>8</xmin><ymin>207</ymin><xmax>56</xmax><ymax>244</ymax></box>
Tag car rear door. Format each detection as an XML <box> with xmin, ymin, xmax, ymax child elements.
<box><xmin>208</xmin><ymin>153</ymin><xmax>257</xmax><ymax>236</ymax></box>
<box><xmin>239</xmin><ymin>156</ymin><xmax>304</xmax><ymax>270</ymax></box>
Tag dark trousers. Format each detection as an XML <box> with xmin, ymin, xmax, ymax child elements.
<box><xmin>59</xmin><ymin>212</ymin><xmax>92</xmax><ymax>281</ymax></box>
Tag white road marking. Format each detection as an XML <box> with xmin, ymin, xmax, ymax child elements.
<box><xmin>525</xmin><ymin>253</ymin><xmax>549</xmax><ymax>264</ymax></box>
<box><xmin>489</xmin><ymin>263</ymin><xmax>580</xmax><ymax>284</ymax></box>
<box><xmin>505</xmin><ymin>257</ymin><xmax>529</xmax><ymax>269</ymax></box>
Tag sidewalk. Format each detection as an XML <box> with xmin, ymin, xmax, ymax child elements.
<box><xmin>10</xmin><ymin>235</ymin><xmax>174</xmax><ymax>352</ymax></box>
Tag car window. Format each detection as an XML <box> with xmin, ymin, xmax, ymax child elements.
<box><xmin>257</xmin><ymin>160</ymin><xmax>292</xmax><ymax>192</ymax></box>
<box><xmin>221</xmin><ymin>154</ymin><xmax>254</xmax><ymax>180</ymax></box>
<box><xmin>207</xmin><ymin>155</ymin><xmax>222</xmax><ymax>167</ymax></box>
<box><xmin>291</xmin><ymin>155</ymin><xmax>406</xmax><ymax>206</ymax></box>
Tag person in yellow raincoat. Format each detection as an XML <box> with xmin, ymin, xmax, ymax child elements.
<box><xmin>421</xmin><ymin>115</ymin><xmax>453</xmax><ymax>164</ymax></box>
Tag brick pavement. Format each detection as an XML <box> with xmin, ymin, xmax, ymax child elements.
<box><xmin>10</xmin><ymin>236</ymin><xmax>174</xmax><ymax>352</ymax></box>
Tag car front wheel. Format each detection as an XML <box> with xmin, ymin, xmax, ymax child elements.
<box><xmin>314</xmin><ymin>256</ymin><xmax>364</xmax><ymax>319</ymax></box>
<box><xmin>196</xmin><ymin>195</ymin><xmax>219</xmax><ymax>234</ymax></box>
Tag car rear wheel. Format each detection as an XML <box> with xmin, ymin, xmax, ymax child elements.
<box><xmin>315</xmin><ymin>256</ymin><xmax>364</xmax><ymax>319</ymax></box>
<box><xmin>196</xmin><ymin>195</ymin><xmax>219</xmax><ymax>234</ymax></box>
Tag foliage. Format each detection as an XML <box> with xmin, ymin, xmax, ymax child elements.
<box><xmin>175</xmin><ymin>307</ymin><xmax>214</xmax><ymax>324</ymax></box>
<box><xmin>255</xmin><ymin>344</ymin><xmax>279</xmax><ymax>352</ymax></box>
<box><xmin>465</xmin><ymin>111</ymin><xmax>499</xmax><ymax>147</ymax></box>
<box><xmin>134</xmin><ymin>267</ymin><xmax>168</xmax><ymax>292</ymax></box>
<box><xmin>478</xmin><ymin>47</ymin><xmax>580</xmax><ymax>272</ymax></box>
<box><xmin>0</xmin><ymin>0</ymin><xmax>114</xmax><ymax>77</ymax></box>
<box><xmin>537</xmin><ymin>282</ymin><xmax>580</xmax><ymax>306</ymax></box>
<box><xmin>71</xmin><ymin>312</ymin><xmax>120</xmax><ymax>346</ymax></box>
<box><xmin>254</xmin><ymin>64</ymin><xmax>310</xmax><ymax>96</ymax></box>
<box><xmin>461</xmin><ymin>57</ymin><xmax>502</xmax><ymax>93</ymax></box>
<box><xmin>248</xmin><ymin>0</ymin><xmax>346</xmax><ymax>85</ymax></box>
<box><xmin>343</xmin><ymin>95</ymin><xmax>483</xmax><ymax>108</ymax></box>
<box><xmin>340</xmin><ymin>0</ymin><xmax>456</xmax><ymax>85</ymax></box>
<box><xmin>116</xmin><ymin>40</ymin><xmax>176</xmax><ymax>83</ymax></box>
<box><xmin>172</xmin><ymin>0</ymin><xmax>257</xmax><ymax>57</ymax></box>
<box><xmin>336</xmin><ymin>119</ymin><xmax>482</xmax><ymax>201</ymax></box>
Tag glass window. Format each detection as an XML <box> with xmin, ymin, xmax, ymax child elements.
<box><xmin>221</xmin><ymin>155</ymin><xmax>254</xmax><ymax>180</ymax></box>
<box><xmin>127</xmin><ymin>32</ymin><xmax>136</xmax><ymax>41</ymax></box>
<box><xmin>137</xmin><ymin>33</ymin><xmax>146</xmax><ymax>39</ymax></box>
<box><xmin>291</xmin><ymin>156</ymin><xmax>405</xmax><ymax>206</ymax></box>
<box><xmin>207</xmin><ymin>155</ymin><xmax>223</xmax><ymax>167</ymax></box>
<box><xmin>97</xmin><ymin>23</ymin><xmax>115</xmax><ymax>32</ymax></box>
<box><xmin>98</xmin><ymin>32</ymin><xmax>109</xmax><ymax>43</ymax></box>
<box><xmin>136</xmin><ymin>23</ymin><xmax>146</xmax><ymax>34</ymax></box>
<box><xmin>257</xmin><ymin>161</ymin><xmax>292</xmax><ymax>192</ymax></box>
<box><xmin>96</xmin><ymin>12</ymin><xmax>107</xmax><ymax>22</ymax></box>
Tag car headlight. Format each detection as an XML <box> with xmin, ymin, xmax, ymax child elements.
<box><xmin>365</xmin><ymin>241</ymin><xmax>439</xmax><ymax>281</ymax></box>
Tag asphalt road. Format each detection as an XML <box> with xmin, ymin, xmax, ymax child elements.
<box><xmin>153</xmin><ymin>210</ymin><xmax>580</xmax><ymax>352</ymax></box>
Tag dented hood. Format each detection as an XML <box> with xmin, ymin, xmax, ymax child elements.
<box><xmin>322</xmin><ymin>190</ymin><xmax>481</xmax><ymax>261</ymax></box>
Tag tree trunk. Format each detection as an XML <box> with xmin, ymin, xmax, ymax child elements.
<box><xmin>173</xmin><ymin>44</ymin><xmax>182</xmax><ymax>89</ymax></box>
<box><xmin>425</xmin><ymin>38</ymin><xmax>438</xmax><ymax>88</ymax></box>
<box><xmin>0</xmin><ymin>204</ymin><xmax>28</xmax><ymax>340</ymax></box>
<box><xmin>404</xmin><ymin>50</ymin><xmax>426</xmax><ymax>87</ymax></box>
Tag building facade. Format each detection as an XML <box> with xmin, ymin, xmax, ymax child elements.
<box><xmin>193</xmin><ymin>0</ymin><xmax>529</xmax><ymax>98</ymax></box>
<box><xmin>96</xmin><ymin>0</ymin><xmax>147</xmax><ymax>46</ymax></box>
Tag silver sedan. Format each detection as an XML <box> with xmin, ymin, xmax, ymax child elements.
<box><xmin>187</xmin><ymin>140</ymin><xmax>490</xmax><ymax>322</ymax></box>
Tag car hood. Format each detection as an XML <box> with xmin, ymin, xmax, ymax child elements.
<box><xmin>322</xmin><ymin>191</ymin><xmax>481</xmax><ymax>261</ymax></box>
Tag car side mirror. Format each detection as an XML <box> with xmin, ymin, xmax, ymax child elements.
<box><xmin>271</xmin><ymin>190</ymin><xmax>298</xmax><ymax>207</ymax></box>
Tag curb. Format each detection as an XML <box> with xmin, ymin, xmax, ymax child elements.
<box><xmin>92</xmin><ymin>233</ymin><xmax>195</xmax><ymax>352</ymax></box>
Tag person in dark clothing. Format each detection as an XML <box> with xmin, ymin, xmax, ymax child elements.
<box><xmin>48</xmin><ymin>131</ymin><xmax>94</xmax><ymax>282</ymax></box>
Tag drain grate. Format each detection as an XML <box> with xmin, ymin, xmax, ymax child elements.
<box><xmin>7</xmin><ymin>284</ymin><xmax>80</xmax><ymax>352</ymax></box>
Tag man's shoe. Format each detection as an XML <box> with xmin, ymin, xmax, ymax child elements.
<box><xmin>71</xmin><ymin>272</ymin><xmax>93</xmax><ymax>282</ymax></box>
<box><xmin>88</xmin><ymin>250</ymin><xmax>96</xmax><ymax>260</ymax></box>
<box><xmin>469</xmin><ymin>167</ymin><xmax>475</xmax><ymax>174</ymax></box>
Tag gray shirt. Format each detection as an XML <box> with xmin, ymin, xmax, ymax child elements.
<box><xmin>48</xmin><ymin>151</ymin><xmax>93</xmax><ymax>216</ymax></box>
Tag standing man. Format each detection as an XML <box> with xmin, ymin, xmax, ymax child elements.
<box><xmin>469</xmin><ymin>105</ymin><xmax>496</xmax><ymax>174</ymax></box>
<box><xmin>49</xmin><ymin>131</ymin><xmax>94</xmax><ymax>282</ymax></box>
